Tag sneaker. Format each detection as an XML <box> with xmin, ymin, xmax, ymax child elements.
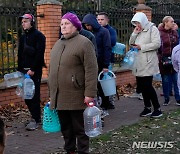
<box><xmin>176</xmin><ymin>100</ymin><xmax>180</xmax><ymax>106</ymax></box>
<box><xmin>163</xmin><ymin>99</ymin><xmax>170</xmax><ymax>106</ymax></box>
<box><xmin>25</xmin><ymin>119</ymin><xmax>39</xmax><ymax>131</ymax></box>
<box><xmin>129</xmin><ymin>92</ymin><xmax>143</xmax><ymax>100</ymax></box>
<box><xmin>151</xmin><ymin>109</ymin><xmax>163</xmax><ymax>118</ymax></box>
<box><xmin>140</xmin><ymin>108</ymin><xmax>152</xmax><ymax>117</ymax></box>
<box><xmin>107</xmin><ymin>104</ymin><xmax>115</xmax><ymax>109</ymax></box>
<box><xmin>138</xmin><ymin>93</ymin><xmax>143</xmax><ymax>100</ymax></box>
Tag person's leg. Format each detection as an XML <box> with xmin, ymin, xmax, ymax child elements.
<box><xmin>58</xmin><ymin>110</ymin><xmax>77</xmax><ymax>153</ymax></box>
<box><xmin>98</xmin><ymin>82</ymin><xmax>112</xmax><ymax>110</ymax></box>
<box><xmin>137</xmin><ymin>77</ymin><xmax>152</xmax><ymax>117</ymax></box>
<box><xmin>144</xmin><ymin>76</ymin><xmax>160</xmax><ymax>110</ymax></box>
<box><xmin>72</xmin><ymin>110</ymin><xmax>89</xmax><ymax>154</ymax></box>
<box><xmin>136</xmin><ymin>76</ymin><xmax>141</xmax><ymax>94</ymax></box>
<box><xmin>0</xmin><ymin>118</ymin><xmax>5</xmax><ymax>154</ymax></box>
<box><xmin>25</xmin><ymin>76</ymin><xmax>41</xmax><ymax>123</ymax></box>
<box><xmin>161</xmin><ymin>74</ymin><xmax>170</xmax><ymax>105</ymax></box>
<box><xmin>138</xmin><ymin>76</ymin><xmax>162</xmax><ymax>117</ymax></box>
<box><xmin>171</xmin><ymin>72</ymin><xmax>180</xmax><ymax>101</ymax></box>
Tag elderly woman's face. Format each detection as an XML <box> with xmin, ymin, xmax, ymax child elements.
<box><xmin>134</xmin><ymin>21</ymin><xmax>142</xmax><ymax>30</ymax></box>
<box><xmin>60</xmin><ymin>19</ymin><xmax>77</xmax><ymax>36</ymax></box>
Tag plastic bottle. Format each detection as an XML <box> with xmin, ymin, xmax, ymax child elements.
<box><xmin>4</xmin><ymin>71</ymin><xmax>24</xmax><ymax>87</ymax></box>
<box><xmin>102</xmin><ymin>72</ymin><xmax>111</xmax><ymax>80</ymax></box>
<box><xmin>23</xmin><ymin>74</ymin><xmax>35</xmax><ymax>99</ymax></box>
<box><xmin>123</xmin><ymin>48</ymin><xmax>138</xmax><ymax>69</ymax></box>
<box><xmin>83</xmin><ymin>102</ymin><xmax>102</xmax><ymax>137</ymax></box>
<box><xmin>15</xmin><ymin>82</ymin><xmax>24</xmax><ymax>97</ymax></box>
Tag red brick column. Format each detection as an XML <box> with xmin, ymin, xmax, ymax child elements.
<box><xmin>134</xmin><ymin>0</ymin><xmax>152</xmax><ymax>21</ymax></box>
<box><xmin>36</xmin><ymin>0</ymin><xmax>63</xmax><ymax>78</ymax></box>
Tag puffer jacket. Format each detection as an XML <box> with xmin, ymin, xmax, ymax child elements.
<box><xmin>158</xmin><ymin>25</ymin><xmax>178</xmax><ymax>75</ymax></box>
<box><xmin>129</xmin><ymin>13</ymin><xmax>161</xmax><ymax>77</ymax></box>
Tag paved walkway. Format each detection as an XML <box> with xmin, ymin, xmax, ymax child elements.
<box><xmin>4</xmin><ymin>88</ymin><xmax>179</xmax><ymax>154</ymax></box>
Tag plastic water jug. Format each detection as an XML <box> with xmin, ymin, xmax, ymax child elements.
<box><xmin>112</xmin><ymin>42</ymin><xmax>126</xmax><ymax>55</ymax></box>
<box><xmin>83</xmin><ymin>102</ymin><xmax>102</xmax><ymax>137</ymax></box>
<box><xmin>123</xmin><ymin>48</ymin><xmax>138</xmax><ymax>70</ymax></box>
<box><xmin>23</xmin><ymin>74</ymin><xmax>35</xmax><ymax>99</ymax></box>
<box><xmin>153</xmin><ymin>73</ymin><xmax>162</xmax><ymax>81</ymax></box>
<box><xmin>15</xmin><ymin>82</ymin><xmax>24</xmax><ymax>97</ymax></box>
<box><xmin>4</xmin><ymin>71</ymin><xmax>24</xmax><ymax>87</ymax></box>
<box><xmin>98</xmin><ymin>71</ymin><xmax>116</xmax><ymax>96</ymax></box>
<box><xmin>42</xmin><ymin>102</ymin><xmax>61</xmax><ymax>133</ymax></box>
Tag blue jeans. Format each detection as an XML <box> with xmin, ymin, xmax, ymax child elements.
<box><xmin>161</xmin><ymin>72</ymin><xmax>180</xmax><ymax>101</ymax></box>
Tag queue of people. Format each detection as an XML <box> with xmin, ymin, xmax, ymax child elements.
<box><xmin>2</xmin><ymin>11</ymin><xmax>180</xmax><ymax>154</ymax></box>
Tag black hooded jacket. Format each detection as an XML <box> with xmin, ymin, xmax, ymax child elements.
<box><xmin>82</xmin><ymin>14</ymin><xmax>111</xmax><ymax>69</ymax></box>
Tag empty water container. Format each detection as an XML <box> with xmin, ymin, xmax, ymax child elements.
<box><xmin>23</xmin><ymin>74</ymin><xmax>35</xmax><ymax>99</ymax></box>
<box><xmin>4</xmin><ymin>71</ymin><xmax>24</xmax><ymax>87</ymax></box>
<box><xmin>15</xmin><ymin>82</ymin><xmax>24</xmax><ymax>97</ymax></box>
<box><xmin>83</xmin><ymin>102</ymin><xmax>102</xmax><ymax>137</ymax></box>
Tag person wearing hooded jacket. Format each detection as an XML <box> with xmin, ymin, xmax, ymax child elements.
<box><xmin>18</xmin><ymin>14</ymin><xmax>46</xmax><ymax>130</ymax></box>
<box><xmin>82</xmin><ymin>13</ymin><xmax>113</xmax><ymax>110</ymax></box>
<box><xmin>129</xmin><ymin>12</ymin><xmax>162</xmax><ymax>118</ymax></box>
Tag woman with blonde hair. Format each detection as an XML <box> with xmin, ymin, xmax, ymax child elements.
<box><xmin>158</xmin><ymin>16</ymin><xmax>180</xmax><ymax>106</ymax></box>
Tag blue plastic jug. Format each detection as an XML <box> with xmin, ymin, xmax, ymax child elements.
<box><xmin>123</xmin><ymin>48</ymin><xmax>138</xmax><ymax>70</ymax></box>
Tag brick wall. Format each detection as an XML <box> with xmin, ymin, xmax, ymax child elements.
<box><xmin>0</xmin><ymin>82</ymin><xmax>49</xmax><ymax>106</ymax></box>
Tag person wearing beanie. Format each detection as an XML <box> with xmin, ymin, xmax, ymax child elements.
<box><xmin>48</xmin><ymin>12</ymin><xmax>98</xmax><ymax>154</ymax></box>
<box><xmin>59</xmin><ymin>12</ymin><xmax>98</xmax><ymax>57</ymax></box>
<box><xmin>17</xmin><ymin>13</ymin><xmax>46</xmax><ymax>131</ymax></box>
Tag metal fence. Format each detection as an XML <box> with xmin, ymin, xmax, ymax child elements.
<box><xmin>1</xmin><ymin>0</ymin><xmax>180</xmax><ymax>79</ymax></box>
<box><xmin>0</xmin><ymin>1</ymin><xmax>36</xmax><ymax>79</ymax></box>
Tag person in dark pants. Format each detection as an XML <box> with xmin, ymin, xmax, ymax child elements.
<box><xmin>158</xmin><ymin>16</ymin><xmax>180</xmax><ymax>106</ymax></box>
<box><xmin>18</xmin><ymin>13</ymin><xmax>46</xmax><ymax>130</ymax></box>
<box><xmin>82</xmin><ymin>14</ymin><xmax>112</xmax><ymax>110</ymax></box>
<box><xmin>48</xmin><ymin>12</ymin><xmax>98</xmax><ymax>154</ymax></box>
<box><xmin>129</xmin><ymin>12</ymin><xmax>162</xmax><ymax>118</ymax></box>
<box><xmin>0</xmin><ymin>118</ymin><xmax>5</xmax><ymax>154</ymax></box>
<box><xmin>97</xmin><ymin>12</ymin><xmax>117</xmax><ymax>108</ymax></box>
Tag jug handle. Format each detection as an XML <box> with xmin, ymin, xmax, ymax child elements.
<box><xmin>85</xmin><ymin>102</ymin><xmax>94</xmax><ymax>107</ymax></box>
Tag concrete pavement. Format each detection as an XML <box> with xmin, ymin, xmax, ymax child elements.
<box><xmin>4</xmin><ymin>88</ymin><xmax>179</xmax><ymax>154</ymax></box>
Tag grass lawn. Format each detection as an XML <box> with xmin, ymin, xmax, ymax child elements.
<box><xmin>90</xmin><ymin>108</ymin><xmax>180</xmax><ymax>154</ymax></box>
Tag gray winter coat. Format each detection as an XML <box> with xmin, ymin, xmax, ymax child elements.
<box><xmin>129</xmin><ymin>12</ymin><xmax>161</xmax><ymax>77</ymax></box>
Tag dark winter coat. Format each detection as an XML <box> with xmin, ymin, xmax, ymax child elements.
<box><xmin>104</xmin><ymin>24</ymin><xmax>117</xmax><ymax>63</ymax></box>
<box><xmin>18</xmin><ymin>27</ymin><xmax>46</xmax><ymax>75</ymax></box>
<box><xmin>48</xmin><ymin>32</ymin><xmax>98</xmax><ymax>110</ymax></box>
<box><xmin>82</xmin><ymin>14</ymin><xmax>111</xmax><ymax>70</ymax></box>
<box><xmin>158</xmin><ymin>25</ymin><xmax>178</xmax><ymax>74</ymax></box>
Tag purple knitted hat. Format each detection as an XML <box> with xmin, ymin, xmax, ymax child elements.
<box><xmin>62</xmin><ymin>12</ymin><xmax>82</xmax><ymax>31</ymax></box>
